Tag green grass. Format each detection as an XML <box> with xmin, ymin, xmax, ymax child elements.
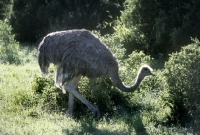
<box><xmin>0</xmin><ymin>49</ymin><xmax>190</xmax><ymax>135</ymax></box>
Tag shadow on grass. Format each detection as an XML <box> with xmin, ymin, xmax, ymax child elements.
<box><xmin>124</xmin><ymin>114</ymin><xmax>149</xmax><ymax>135</ymax></box>
<box><xmin>62</xmin><ymin>118</ymin><xmax>130</xmax><ymax>135</ymax></box>
<box><xmin>133</xmin><ymin>117</ymin><xmax>149</xmax><ymax>135</ymax></box>
<box><xmin>61</xmin><ymin>94</ymin><xmax>149</xmax><ymax>135</ymax></box>
<box><xmin>62</xmin><ymin>112</ymin><xmax>149</xmax><ymax>135</ymax></box>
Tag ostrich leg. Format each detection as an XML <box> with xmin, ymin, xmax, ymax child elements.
<box><xmin>67</xmin><ymin>93</ymin><xmax>74</xmax><ymax>116</ymax></box>
<box><xmin>63</xmin><ymin>75</ymin><xmax>101</xmax><ymax>119</ymax></box>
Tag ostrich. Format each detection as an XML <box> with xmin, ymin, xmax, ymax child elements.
<box><xmin>38</xmin><ymin>29</ymin><xmax>154</xmax><ymax>118</ymax></box>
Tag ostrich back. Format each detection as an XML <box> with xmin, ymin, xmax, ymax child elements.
<box><xmin>38</xmin><ymin>29</ymin><xmax>118</xmax><ymax>82</ymax></box>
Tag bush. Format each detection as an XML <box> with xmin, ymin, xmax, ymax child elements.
<box><xmin>163</xmin><ymin>38</ymin><xmax>200</xmax><ymax>131</ymax></box>
<box><xmin>95</xmin><ymin>31</ymin><xmax>125</xmax><ymax>61</ymax></box>
<box><xmin>31</xmin><ymin>70</ymin><xmax>67</xmax><ymax>112</ymax></box>
<box><xmin>0</xmin><ymin>21</ymin><xmax>22</xmax><ymax>64</ymax></box>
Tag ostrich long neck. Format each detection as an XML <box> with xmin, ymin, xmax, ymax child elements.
<box><xmin>110</xmin><ymin>72</ymin><xmax>144</xmax><ymax>92</ymax></box>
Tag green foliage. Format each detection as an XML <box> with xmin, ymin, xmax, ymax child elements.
<box><xmin>0</xmin><ymin>21</ymin><xmax>22</xmax><ymax>64</ymax></box>
<box><xmin>31</xmin><ymin>70</ymin><xmax>68</xmax><ymax>112</ymax></box>
<box><xmin>10</xmin><ymin>0</ymin><xmax>124</xmax><ymax>42</ymax></box>
<box><xmin>115</xmin><ymin>0</ymin><xmax>200</xmax><ymax>58</ymax></box>
<box><xmin>163</xmin><ymin>39</ymin><xmax>200</xmax><ymax>131</ymax></box>
<box><xmin>95</xmin><ymin>31</ymin><xmax>126</xmax><ymax>61</ymax></box>
<box><xmin>121</xmin><ymin>51</ymin><xmax>153</xmax><ymax>85</ymax></box>
<box><xmin>114</xmin><ymin>0</ymin><xmax>156</xmax><ymax>55</ymax></box>
<box><xmin>76</xmin><ymin>77</ymin><xmax>121</xmax><ymax>116</ymax></box>
<box><xmin>0</xmin><ymin>0</ymin><xmax>12</xmax><ymax>20</ymax></box>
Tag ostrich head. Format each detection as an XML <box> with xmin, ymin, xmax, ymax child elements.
<box><xmin>137</xmin><ymin>65</ymin><xmax>154</xmax><ymax>79</ymax></box>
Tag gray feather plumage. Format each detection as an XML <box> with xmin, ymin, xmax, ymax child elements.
<box><xmin>38</xmin><ymin>29</ymin><xmax>118</xmax><ymax>85</ymax></box>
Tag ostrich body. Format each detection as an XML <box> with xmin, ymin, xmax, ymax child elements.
<box><xmin>38</xmin><ymin>29</ymin><xmax>154</xmax><ymax>118</ymax></box>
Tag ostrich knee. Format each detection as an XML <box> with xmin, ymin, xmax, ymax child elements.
<box><xmin>63</xmin><ymin>84</ymin><xmax>101</xmax><ymax>119</ymax></box>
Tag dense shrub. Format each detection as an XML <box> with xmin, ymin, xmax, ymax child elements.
<box><xmin>0</xmin><ymin>21</ymin><xmax>22</xmax><ymax>64</ymax></box>
<box><xmin>95</xmin><ymin>31</ymin><xmax>125</xmax><ymax>61</ymax></box>
<box><xmin>32</xmin><ymin>73</ymin><xmax>68</xmax><ymax>112</ymax></box>
<box><xmin>163</xmin><ymin>39</ymin><xmax>200</xmax><ymax>131</ymax></box>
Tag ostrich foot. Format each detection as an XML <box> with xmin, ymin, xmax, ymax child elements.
<box><xmin>93</xmin><ymin>108</ymin><xmax>102</xmax><ymax>119</ymax></box>
<box><xmin>66</xmin><ymin>112</ymin><xmax>73</xmax><ymax>118</ymax></box>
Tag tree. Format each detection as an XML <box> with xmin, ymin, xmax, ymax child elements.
<box><xmin>10</xmin><ymin>0</ymin><xmax>124</xmax><ymax>42</ymax></box>
<box><xmin>115</xmin><ymin>0</ymin><xmax>200</xmax><ymax>58</ymax></box>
